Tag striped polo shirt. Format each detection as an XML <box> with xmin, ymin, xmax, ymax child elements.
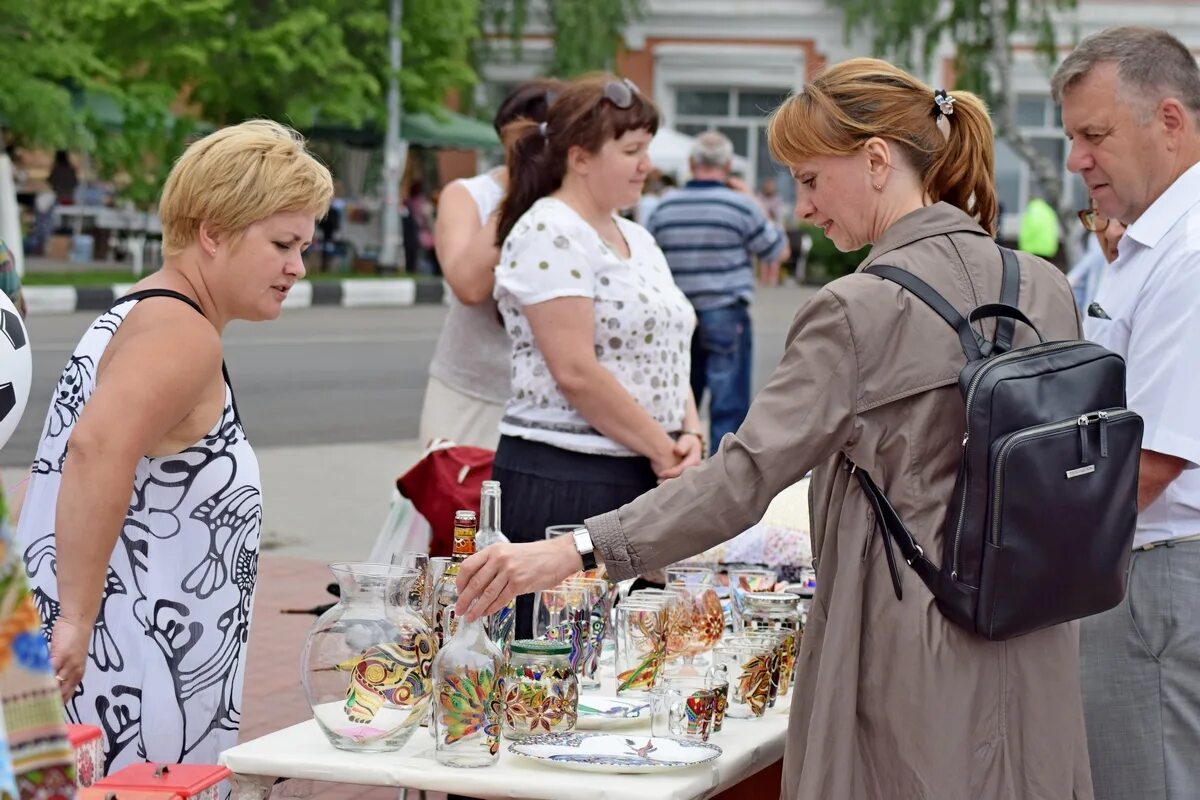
<box><xmin>646</xmin><ymin>180</ymin><xmax>786</xmax><ymax>311</ymax></box>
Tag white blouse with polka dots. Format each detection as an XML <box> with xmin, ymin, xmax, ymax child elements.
<box><xmin>494</xmin><ymin>196</ymin><xmax>697</xmax><ymax>456</ymax></box>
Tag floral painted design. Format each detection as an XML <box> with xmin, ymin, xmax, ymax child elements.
<box><xmin>437</xmin><ymin>667</ymin><xmax>501</xmax><ymax>754</ymax></box>
<box><xmin>501</xmin><ymin>666</ymin><xmax>578</xmax><ymax>736</ymax></box>
<box><xmin>617</xmin><ymin>650</ymin><xmax>663</xmax><ymax>693</ymax></box>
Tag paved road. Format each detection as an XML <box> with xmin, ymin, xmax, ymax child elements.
<box><xmin>2</xmin><ymin>287</ymin><xmax>816</xmax><ymax>559</ymax></box>
<box><xmin>3</xmin><ymin>288</ymin><xmax>815</xmax><ymax>469</ymax></box>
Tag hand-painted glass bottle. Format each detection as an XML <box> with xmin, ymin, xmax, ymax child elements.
<box><xmin>431</xmin><ymin>614</ymin><xmax>504</xmax><ymax>767</ymax></box>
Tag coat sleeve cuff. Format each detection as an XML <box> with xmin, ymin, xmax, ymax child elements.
<box><xmin>585</xmin><ymin>509</ymin><xmax>641</xmax><ymax>582</ymax></box>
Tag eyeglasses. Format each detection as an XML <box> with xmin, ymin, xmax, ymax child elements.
<box><xmin>1078</xmin><ymin>207</ymin><xmax>1110</xmax><ymax>233</ymax></box>
<box><xmin>601</xmin><ymin>78</ymin><xmax>641</xmax><ymax>110</ymax></box>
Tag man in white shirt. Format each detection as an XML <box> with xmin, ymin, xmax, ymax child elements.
<box><xmin>1054</xmin><ymin>26</ymin><xmax>1200</xmax><ymax>800</ymax></box>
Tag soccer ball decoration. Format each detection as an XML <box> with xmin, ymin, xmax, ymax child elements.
<box><xmin>0</xmin><ymin>291</ymin><xmax>30</xmax><ymax>450</ymax></box>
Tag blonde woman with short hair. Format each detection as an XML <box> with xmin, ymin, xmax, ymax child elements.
<box><xmin>17</xmin><ymin>120</ymin><xmax>332</xmax><ymax>772</ymax></box>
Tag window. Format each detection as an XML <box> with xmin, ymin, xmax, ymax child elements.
<box><xmin>672</xmin><ymin>85</ymin><xmax>795</xmax><ymax>206</ymax></box>
<box><xmin>737</xmin><ymin>90</ymin><xmax>790</xmax><ymax>118</ymax></box>
<box><xmin>1017</xmin><ymin>95</ymin><xmax>1048</xmax><ymax>128</ymax></box>
<box><xmin>676</xmin><ymin>90</ymin><xmax>731</xmax><ymax>116</ymax></box>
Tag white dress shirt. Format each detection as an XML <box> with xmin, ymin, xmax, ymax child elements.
<box><xmin>1082</xmin><ymin>161</ymin><xmax>1200</xmax><ymax>549</ymax></box>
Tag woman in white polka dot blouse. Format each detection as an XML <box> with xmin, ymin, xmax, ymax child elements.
<box><xmin>491</xmin><ymin>74</ymin><xmax>704</xmax><ymax>634</ymax></box>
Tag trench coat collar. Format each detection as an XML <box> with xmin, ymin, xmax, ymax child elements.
<box><xmin>858</xmin><ymin>202</ymin><xmax>990</xmax><ymax>271</ymax></box>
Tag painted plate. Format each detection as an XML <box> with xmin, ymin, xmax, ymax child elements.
<box><xmin>575</xmin><ymin>695</ymin><xmax>650</xmax><ymax>730</ymax></box>
<box><xmin>508</xmin><ymin>732</ymin><xmax>722</xmax><ymax>774</ymax></box>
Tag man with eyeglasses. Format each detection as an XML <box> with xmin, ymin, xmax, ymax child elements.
<box><xmin>1054</xmin><ymin>26</ymin><xmax>1200</xmax><ymax>800</ymax></box>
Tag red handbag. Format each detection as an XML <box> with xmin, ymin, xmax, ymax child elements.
<box><xmin>396</xmin><ymin>443</ymin><xmax>494</xmax><ymax>557</ymax></box>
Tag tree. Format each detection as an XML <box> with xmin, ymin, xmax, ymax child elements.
<box><xmin>837</xmin><ymin>0</ymin><xmax>1083</xmax><ymax>264</ymax></box>
<box><xmin>0</xmin><ymin>0</ymin><xmax>112</xmax><ymax>148</ymax></box>
<box><xmin>75</xmin><ymin>0</ymin><xmax>477</xmax><ymax>129</ymax></box>
<box><xmin>479</xmin><ymin>0</ymin><xmax>644</xmax><ymax>80</ymax></box>
<box><xmin>3</xmin><ymin>0</ymin><xmax>481</xmax><ymax>208</ymax></box>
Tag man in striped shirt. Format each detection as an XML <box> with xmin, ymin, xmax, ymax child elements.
<box><xmin>646</xmin><ymin>131</ymin><xmax>788</xmax><ymax>452</ymax></box>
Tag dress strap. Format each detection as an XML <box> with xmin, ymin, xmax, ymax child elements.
<box><xmin>113</xmin><ymin>289</ymin><xmax>242</xmax><ymax>425</ymax></box>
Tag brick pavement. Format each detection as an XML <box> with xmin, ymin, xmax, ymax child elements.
<box><xmin>241</xmin><ymin>554</ymin><xmax>448</xmax><ymax>800</ymax></box>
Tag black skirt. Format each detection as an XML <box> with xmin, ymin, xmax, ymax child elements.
<box><xmin>491</xmin><ymin>435</ymin><xmax>657</xmax><ymax>638</ymax></box>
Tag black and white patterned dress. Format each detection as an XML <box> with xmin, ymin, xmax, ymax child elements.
<box><xmin>17</xmin><ymin>290</ymin><xmax>261</xmax><ymax>773</ymax></box>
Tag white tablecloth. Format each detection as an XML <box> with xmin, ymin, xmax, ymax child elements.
<box><xmin>220</xmin><ymin>677</ymin><xmax>792</xmax><ymax>800</ymax></box>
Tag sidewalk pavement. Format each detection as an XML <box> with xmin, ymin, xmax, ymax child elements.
<box><xmin>22</xmin><ymin>279</ymin><xmax>447</xmax><ymax>315</ymax></box>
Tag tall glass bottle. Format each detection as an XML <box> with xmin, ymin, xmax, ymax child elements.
<box><xmin>432</xmin><ymin>614</ymin><xmax>503</xmax><ymax>767</ymax></box>
<box><xmin>476</xmin><ymin>481</ymin><xmax>516</xmax><ymax>655</ymax></box>
<box><xmin>433</xmin><ymin>510</ymin><xmax>477</xmax><ymax>648</ymax></box>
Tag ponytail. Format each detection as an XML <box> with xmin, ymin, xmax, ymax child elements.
<box><xmin>767</xmin><ymin>58</ymin><xmax>1000</xmax><ymax>236</ymax></box>
<box><xmin>496</xmin><ymin>119</ymin><xmax>566</xmax><ymax>245</ymax></box>
<box><xmin>925</xmin><ymin>90</ymin><xmax>998</xmax><ymax>237</ymax></box>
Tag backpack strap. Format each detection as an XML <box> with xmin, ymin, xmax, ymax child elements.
<box><xmin>114</xmin><ymin>288</ymin><xmax>242</xmax><ymax>424</ymax></box>
<box><xmin>849</xmin><ymin>461</ymin><xmax>941</xmax><ymax>601</ymax></box>
<box><xmin>865</xmin><ymin>243</ymin><xmax>1024</xmax><ymax>361</ymax></box>
<box><xmin>993</xmin><ymin>247</ymin><xmax>1020</xmax><ymax>354</ymax></box>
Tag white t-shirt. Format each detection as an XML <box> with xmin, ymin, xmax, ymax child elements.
<box><xmin>494</xmin><ymin>196</ymin><xmax>697</xmax><ymax>456</ymax></box>
<box><xmin>1082</xmin><ymin>161</ymin><xmax>1200</xmax><ymax>549</ymax></box>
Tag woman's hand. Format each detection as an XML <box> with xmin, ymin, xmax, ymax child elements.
<box><xmin>455</xmin><ymin>535</ymin><xmax>583</xmax><ymax>621</ymax></box>
<box><xmin>49</xmin><ymin>615</ymin><xmax>91</xmax><ymax>700</ymax></box>
<box><xmin>657</xmin><ymin>434</ymin><xmax>703</xmax><ymax>481</ymax></box>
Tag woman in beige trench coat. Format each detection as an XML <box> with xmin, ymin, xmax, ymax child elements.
<box><xmin>456</xmin><ymin>58</ymin><xmax>1094</xmax><ymax>800</ymax></box>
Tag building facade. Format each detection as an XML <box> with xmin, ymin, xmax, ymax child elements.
<box><xmin>477</xmin><ymin>0</ymin><xmax>1200</xmax><ymax>234</ymax></box>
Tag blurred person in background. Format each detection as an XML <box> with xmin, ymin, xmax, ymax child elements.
<box><xmin>419</xmin><ymin>79</ymin><xmax>562</xmax><ymax>449</ymax></box>
<box><xmin>1068</xmin><ymin>198</ymin><xmax>1126</xmax><ymax>312</ymax></box>
<box><xmin>647</xmin><ymin>131</ymin><xmax>787</xmax><ymax>452</ymax></box>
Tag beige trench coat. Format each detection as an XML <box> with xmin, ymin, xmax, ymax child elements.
<box><xmin>589</xmin><ymin>203</ymin><xmax>1094</xmax><ymax>800</ymax></box>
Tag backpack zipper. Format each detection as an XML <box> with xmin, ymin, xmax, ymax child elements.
<box><xmin>989</xmin><ymin>409</ymin><xmax>1131</xmax><ymax>546</ymax></box>
<box><xmin>951</xmin><ymin>340</ymin><xmax>1083</xmax><ymax>580</ymax></box>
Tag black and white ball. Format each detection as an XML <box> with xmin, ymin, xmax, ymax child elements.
<box><xmin>0</xmin><ymin>291</ymin><xmax>30</xmax><ymax>449</ymax></box>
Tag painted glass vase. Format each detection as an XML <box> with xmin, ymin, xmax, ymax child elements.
<box><xmin>301</xmin><ymin>563</ymin><xmax>436</xmax><ymax>751</ymax></box>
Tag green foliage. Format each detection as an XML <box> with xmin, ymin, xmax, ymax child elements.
<box><xmin>480</xmin><ymin>0</ymin><xmax>644</xmax><ymax>79</ymax></box>
<box><xmin>2</xmin><ymin>0</ymin><xmax>481</xmax><ymax>207</ymax></box>
<box><xmin>798</xmin><ymin>223</ymin><xmax>870</xmax><ymax>284</ymax></box>
<box><xmin>836</xmin><ymin>0</ymin><xmax>1075</xmax><ymax>102</ymax></box>
<box><xmin>0</xmin><ymin>0</ymin><xmax>111</xmax><ymax>147</ymax></box>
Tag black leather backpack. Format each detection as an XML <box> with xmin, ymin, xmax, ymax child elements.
<box><xmin>850</xmin><ymin>247</ymin><xmax>1143</xmax><ymax>640</ymax></box>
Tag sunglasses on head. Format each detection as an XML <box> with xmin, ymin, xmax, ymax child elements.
<box><xmin>1078</xmin><ymin>206</ymin><xmax>1110</xmax><ymax>233</ymax></box>
<box><xmin>601</xmin><ymin>78</ymin><xmax>641</xmax><ymax>110</ymax></box>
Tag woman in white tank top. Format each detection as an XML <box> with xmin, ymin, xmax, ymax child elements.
<box><xmin>16</xmin><ymin>122</ymin><xmax>332</xmax><ymax>774</ymax></box>
<box><xmin>419</xmin><ymin>80</ymin><xmax>562</xmax><ymax>449</ymax></box>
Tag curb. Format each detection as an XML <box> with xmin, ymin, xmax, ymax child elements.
<box><xmin>23</xmin><ymin>279</ymin><xmax>447</xmax><ymax>315</ymax></box>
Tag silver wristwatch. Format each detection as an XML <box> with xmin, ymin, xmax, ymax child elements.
<box><xmin>571</xmin><ymin>526</ymin><xmax>598</xmax><ymax>571</ymax></box>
